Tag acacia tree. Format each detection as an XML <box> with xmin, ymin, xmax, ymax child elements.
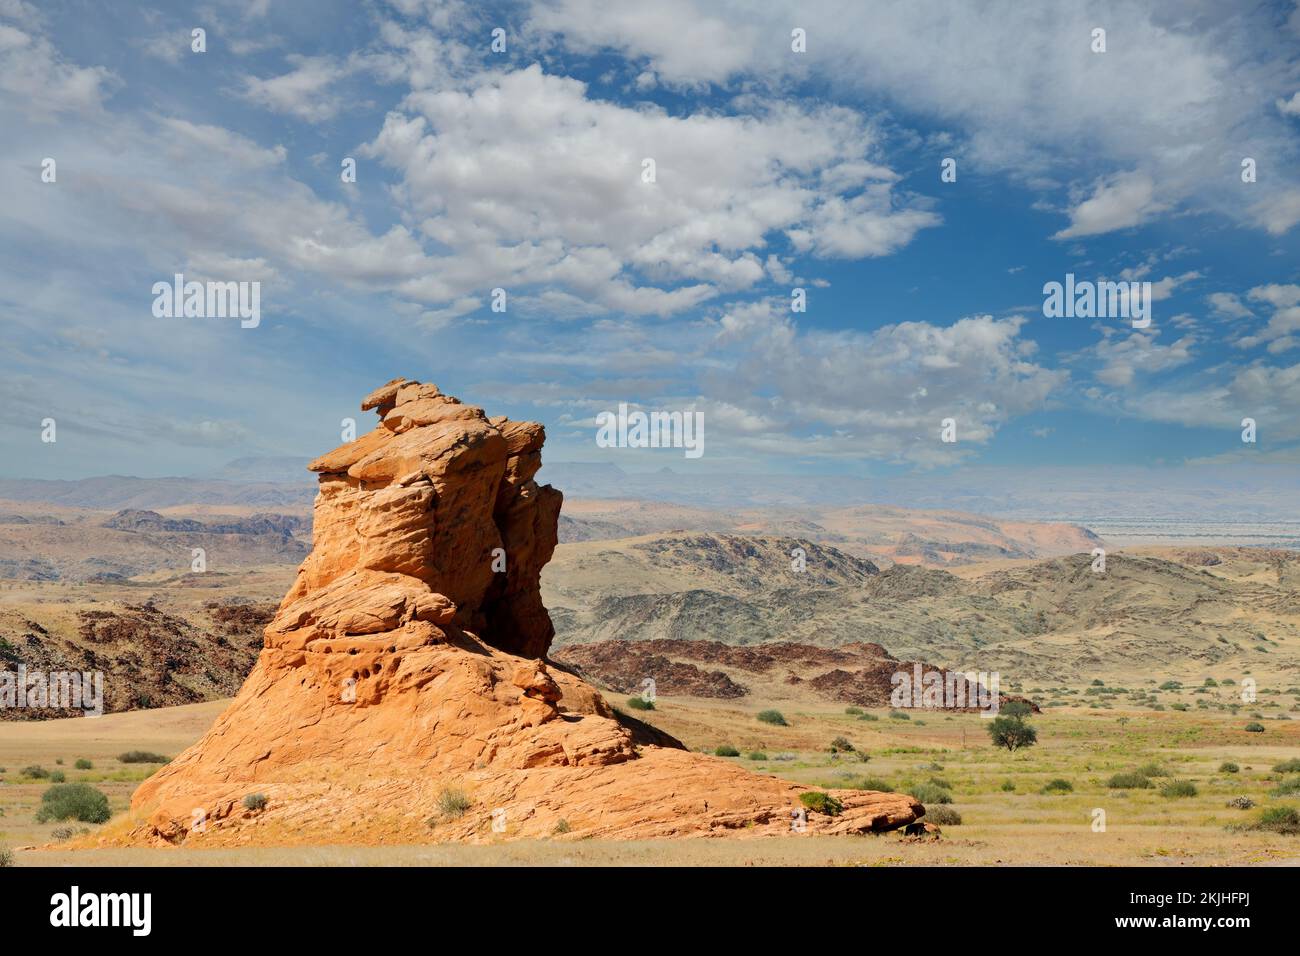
<box><xmin>988</xmin><ymin>715</ymin><xmax>1038</xmax><ymax>752</ymax></box>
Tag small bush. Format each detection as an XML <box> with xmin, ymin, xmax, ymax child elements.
<box><xmin>829</xmin><ymin>736</ymin><xmax>855</xmax><ymax>753</ymax></box>
<box><xmin>50</xmin><ymin>826</ymin><xmax>76</xmax><ymax>842</ymax></box>
<box><xmin>1160</xmin><ymin>780</ymin><xmax>1198</xmax><ymax>798</ymax></box>
<box><xmin>1000</xmin><ymin>779</ymin><xmax>1017</xmax><ymax>792</ymax></box>
<box><xmin>552</xmin><ymin>819</ymin><xmax>571</xmax><ymax>835</ymax></box>
<box><xmin>74</xmin><ymin>759</ymin><xmax>92</xmax><ymax>770</ymax></box>
<box><xmin>118</xmin><ymin>751</ymin><xmax>169</xmax><ymax>764</ymax></box>
<box><xmin>1245</xmin><ymin>722</ymin><xmax>1266</xmax><ymax>733</ymax></box>
<box><xmin>1227</xmin><ymin>796</ymin><xmax>1256</xmax><ymax>809</ymax></box>
<box><xmin>756</xmin><ymin>710</ymin><xmax>788</xmax><ymax>726</ymax></box>
<box><xmin>242</xmin><ymin>793</ymin><xmax>268</xmax><ymax>812</ymax></box>
<box><xmin>909</xmin><ymin>783</ymin><xmax>953</xmax><ymax>804</ymax></box>
<box><xmin>714</xmin><ymin>744</ymin><xmax>740</xmax><ymax>757</ymax></box>
<box><xmin>1270</xmin><ymin>777</ymin><xmax>1300</xmax><ymax>796</ymax></box>
<box><xmin>49</xmin><ymin>771</ymin><xmax>65</xmax><ymax>783</ymax></box>
<box><xmin>1137</xmin><ymin>762</ymin><xmax>1170</xmax><ymax>778</ymax></box>
<box><xmin>0</xmin><ymin>847</ymin><xmax>12</xmax><ymax>867</ymax></box>
<box><xmin>857</xmin><ymin>713</ymin><xmax>879</xmax><ymax>722</ymax></box>
<box><xmin>799</xmin><ymin>791</ymin><xmax>843</xmax><ymax>816</ymax></box>
<box><xmin>1219</xmin><ymin>762</ymin><xmax>1240</xmax><ymax>774</ymax></box>
<box><xmin>1107</xmin><ymin>772</ymin><xmax>1152</xmax><ymax>789</ymax></box>
<box><xmin>924</xmin><ymin>805</ymin><xmax>962</xmax><ymax>826</ymax></box>
<box><xmin>746</xmin><ymin>751</ymin><xmax>768</xmax><ymax>761</ymax></box>
<box><xmin>844</xmin><ymin>707</ymin><xmax>864</xmax><ymax>716</ymax></box>
<box><xmin>1273</xmin><ymin>758</ymin><xmax>1300</xmax><ymax>773</ymax></box>
<box><xmin>34</xmin><ymin>783</ymin><xmax>111</xmax><ymax>824</ymax></box>
<box><xmin>1254</xmin><ymin>806</ymin><xmax>1300</xmax><ymax>834</ymax></box>
<box><xmin>888</xmin><ymin>710</ymin><xmax>911</xmax><ymax>721</ymax></box>
<box><xmin>436</xmin><ymin>787</ymin><xmax>471</xmax><ymax>820</ymax></box>
<box><xmin>624</xmin><ymin>696</ymin><xmax>654</xmax><ymax>711</ymax></box>
<box><xmin>1041</xmin><ymin>778</ymin><xmax>1073</xmax><ymax>794</ymax></box>
<box><xmin>1001</xmin><ymin>700</ymin><xmax>1034</xmax><ymax>718</ymax></box>
<box><xmin>858</xmin><ymin>777</ymin><xmax>894</xmax><ymax>792</ymax></box>
<box><xmin>21</xmin><ymin>765</ymin><xmax>49</xmax><ymax>780</ymax></box>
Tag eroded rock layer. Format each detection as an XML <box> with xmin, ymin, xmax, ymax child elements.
<box><xmin>110</xmin><ymin>380</ymin><xmax>920</xmax><ymax>846</ymax></box>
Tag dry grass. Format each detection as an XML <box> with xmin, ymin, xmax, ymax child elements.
<box><xmin>4</xmin><ymin>695</ymin><xmax>1300</xmax><ymax>865</ymax></box>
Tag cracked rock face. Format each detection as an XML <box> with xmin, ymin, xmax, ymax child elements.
<box><xmin>108</xmin><ymin>380</ymin><xmax>921</xmax><ymax>847</ymax></box>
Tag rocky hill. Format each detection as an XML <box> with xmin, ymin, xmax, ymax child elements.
<box><xmin>0</xmin><ymin>506</ymin><xmax>308</xmax><ymax>582</ymax></box>
<box><xmin>545</xmin><ymin>536</ymin><xmax>1300</xmax><ymax>686</ymax></box>
<box><xmin>554</xmin><ymin>638</ymin><xmax>1035</xmax><ymax>712</ymax></box>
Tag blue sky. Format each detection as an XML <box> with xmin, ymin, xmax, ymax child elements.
<box><xmin>3</xmin><ymin>0</ymin><xmax>1300</xmax><ymax>486</ymax></box>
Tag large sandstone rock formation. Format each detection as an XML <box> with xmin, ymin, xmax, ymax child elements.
<box><xmin>113</xmin><ymin>380</ymin><xmax>920</xmax><ymax>846</ymax></box>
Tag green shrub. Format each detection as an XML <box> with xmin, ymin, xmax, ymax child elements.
<box><xmin>923</xmin><ymin>805</ymin><xmax>962</xmax><ymax>826</ymax></box>
<box><xmin>746</xmin><ymin>751</ymin><xmax>768</xmax><ymax>761</ymax></box>
<box><xmin>829</xmin><ymin>736</ymin><xmax>855</xmax><ymax>753</ymax></box>
<box><xmin>21</xmin><ymin>765</ymin><xmax>49</xmax><ymax>780</ymax></box>
<box><xmin>844</xmin><ymin>707</ymin><xmax>864</xmax><ymax>716</ymax></box>
<box><xmin>74</xmin><ymin>759</ymin><xmax>92</xmax><ymax>770</ymax></box>
<box><xmin>1001</xmin><ymin>700</ymin><xmax>1034</xmax><ymax>718</ymax></box>
<box><xmin>799</xmin><ymin>791</ymin><xmax>843</xmax><ymax>816</ymax></box>
<box><xmin>1270</xmin><ymin>777</ymin><xmax>1300</xmax><ymax>797</ymax></box>
<box><xmin>1160</xmin><ymin>780</ymin><xmax>1198</xmax><ymax>798</ymax></box>
<box><xmin>1137</xmin><ymin>762</ymin><xmax>1170</xmax><ymax>778</ymax></box>
<box><xmin>1254</xmin><ymin>806</ymin><xmax>1300</xmax><ymax>834</ymax></box>
<box><xmin>908</xmin><ymin>783</ymin><xmax>953</xmax><ymax>804</ymax></box>
<box><xmin>34</xmin><ymin>783</ymin><xmax>110</xmax><ymax>824</ymax></box>
<box><xmin>118</xmin><ymin>751</ymin><xmax>169</xmax><ymax>764</ymax></box>
<box><xmin>0</xmin><ymin>847</ymin><xmax>12</xmax><ymax>867</ymax></box>
<box><xmin>714</xmin><ymin>744</ymin><xmax>740</xmax><ymax>757</ymax></box>
<box><xmin>857</xmin><ymin>777</ymin><xmax>894</xmax><ymax>792</ymax></box>
<box><xmin>857</xmin><ymin>713</ymin><xmax>879</xmax><ymax>722</ymax></box>
<box><xmin>552</xmin><ymin>819</ymin><xmax>571</xmax><ymax>835</ymax></box>
<box><xmin>1245</xmin><ymin>722</ymin><xmax>1266</xmax><ymax>733</ymax></box>
<box><xmin>1227</xmin><ymin>796</ymin><xmax>1255</xmax><ymax>809</ymax></box>
<box><xmin>1107</xmin><ymin>772</ymin><xmax>1152</xmax><ymax>789</ymax></box>
<box><xmin>1000</xmin><ymin>779</ymin><xmax>1017</xmax><ymax>792</ymax></box>
<box><xmin>50</xmin><ymin>826</ymin><xmax>76</xmax><ymax>842</ymax></box>
<box><xmin>1273</xmin><ymin>758</ymin><xmax>1300</xmax><ymax>773</ymax></box>
<box><xmin>435</xmin><ymin>787</ymin><xmax>471</xmax><ymax>820</ymax></box>
<box><xmin>987</xmin><ymin>716</ymin><xmax>1038</xmax><ymax>752</ymax></box>
<box><xmin>624</xmin><ymin>696</ymin><xmax>654</xmax><ymax>711</ymax></box>
<box><xmin>756</xmin><ymin>710</ymin><xmax>788</xmax><ymax>726</ymax></box>
<box><xmin>242</xmin><ymin>793</ymin><xmax>268</xmax><ymax>812</ymax></box>
<box><xmin>49</xmin><ymin>771</ymin><xmax>65</xmax><ymax>783</ymax></box>
<box><xmin>1041</xmin><ymin>778</ymin><xmax>1073</xmax><ymax>794</ymax></box>
<box><xmin>1219</xmin><ymin>762</ymin><xmax>1240</xmax><ymax>774</ymax></box>
<box><xmin>888</xmin><ymin>710</ymin><xmax>911</xmax><ymax>721</ymax></box>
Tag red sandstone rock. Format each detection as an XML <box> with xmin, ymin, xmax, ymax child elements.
<box><xmin>106</xmin><ymin>380</ymin><xmax>921</xmax><ymax>847</ymax></box>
